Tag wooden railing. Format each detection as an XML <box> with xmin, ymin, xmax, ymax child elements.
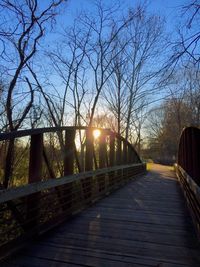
<box><xmin>175</xmin><ymin>164</ymin><xmax>200</xmax><ymax>240</ymax></box>
<box><xmin>0</xmin><ymin>126</ymin><xmax>145</xmax><ymax>259</ymax></box>
<box><xmin>177</xmin><ymin>127</ymin><xmax>200</xmax><ymax>186</ymax></box>
<box><xmin>176</xmin><ymin>127</ymin><xmax>200</xmax><ymax>240</ymax></box>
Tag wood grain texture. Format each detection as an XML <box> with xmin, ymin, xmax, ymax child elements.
<box><xmin>3</xmin><ymin>164</ymin><xmax>200</xmax><ymax>267</ymax></box>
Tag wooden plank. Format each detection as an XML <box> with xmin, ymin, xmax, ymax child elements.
<box><xmin>2</xmin><ymin>255</ymin><xmax>82</xmax><ymax>267</ymax></box>
<box><xmin>50</xmin><ymin>224</ymin><xmax>196</xmax><ymax>247</ymax></box>
<box><xmin>19</xmin><ymin>243</ymin><xmax>193</xmax><ymax>267</ymax></box>
<box><xmin>80</xmin><ymin>211</ymin><xmax>191</xmax><ymax>227</ymax></box>
<box><xmin>59</xmin><ymin>216</ymin><xmax>195</xmax><ymax>236</ymax></box>
<box><xmin>82</xmin><ymin>206</ymin><xmax>187</xmax><ymax>218</ymax></box>
<box><xmin>39</xmin><ymin>235</ymin><xmax>199</xmax><ymax>265</ymax></box>
<box><xmin>94</xmin><ymin>203</ymin><xmax>186</xmax><ymax>215</ymax></box>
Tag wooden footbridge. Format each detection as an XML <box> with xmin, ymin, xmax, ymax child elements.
<box><xmin>0</xmin><ymin>126</ymin><xmax>200</xmax><ymax>266</ymax></box>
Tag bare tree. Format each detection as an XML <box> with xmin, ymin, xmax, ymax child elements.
<box><xmin>103</xmin><ymin>4</ymin><xmax>164</xmax><ymax>144</ymax></box>
<box><xmin>0</xmin><ymin>0</ymin><xmax>66</xmax><ymax>187</ymax></box>
<box><xmin>145</xmin><ymin>64</ymin><xmax>200</xmax><ymax>163</ymax></box>
<box><xmin>75</xmin><ymin>1</ymin><xmax>139</xmax><ymax>126</ymax></box>
<box><xmin>104</xmin><ymin>43</ymin><xmax>128</xmax><ymax>135</ymax></box>
<box><xmin>167</xmin><ymin>1</ymin><xmax>200</xmax><ymax>69</ymax></box>
<box><xmin>44</xmin><ymin>23</ymin><xmax>90</xmax><ymax>128</ymax></box>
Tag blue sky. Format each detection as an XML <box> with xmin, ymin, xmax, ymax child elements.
<box><xmin>45</xmin><ymin>0</ymin><xmax>189</xmax><ymax>48</ymax></box>
<box><xmin>44</xmin><ymin>0</ymin><xmax>188</xmax><ymax>49</ymax></box>
<box><xmin>64</xmin><ymin>0</ymin><xmax>187</xmax><ymax>26</ymax></box>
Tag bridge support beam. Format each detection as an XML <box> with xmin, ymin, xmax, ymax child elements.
<box><xmin>62</xmin><ymin>129</ymin><xmax>76</xmax><ymax>213</ymax></box>
<box><xmin>98</xmin><ymin>132</ymin><xmax>107</xmax><ymax>192</ymax></box>
<box><xmin>109</xmin><ymin>133</ymin><xmax>115</xmax><ymax>187</ymax></box>
<box><xmin>123</xmin><ymin>141</ymin><xmax>128</xmax><ymax>181</ymax></box>
<box><xmin>82</xmin><ymin>129</ymin><xmax>94</xmax><ymax>202</ymax></box>
<box><xmin>27</xmin><ymin>133</ymin><xmax>43</xmax><ymax>230</ymax></box>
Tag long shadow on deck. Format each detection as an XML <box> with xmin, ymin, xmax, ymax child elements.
<box><xmin>2</xmin><ymin>164</ymin><xmax>200</xmax><ymax>267</ymax></box>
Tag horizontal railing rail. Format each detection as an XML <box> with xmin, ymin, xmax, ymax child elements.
<box><xmin>0</xmin><ymin>126</ymin><xmax>110</xmax><ymax>141</ymax></box>
<box><xmin>0</xmin><ymin>163</ymin><xmax>143</xmax><ymax>204</ymax></box>
<box><xmin>0</xmin><ymin>126</ymin><xmax>139</xmax><ymax>146</ymax></box>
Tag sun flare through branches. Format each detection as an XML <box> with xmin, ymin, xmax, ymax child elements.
<box><xmin>93</xmin><ymin>129</ymin><xmax>101</xmax><ymax>139</ymax></box>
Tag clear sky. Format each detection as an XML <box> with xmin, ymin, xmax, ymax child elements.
<box><xmin>41</xmin><ymin>0</ymin><xmax>188</xmax><ymax>50</ymax></box>
<box><xmin>64</xmin><ymin>0</ymin><xmax>187</xmax><ymax>26</ymax></box>
<box><xmin>47</xmin><ymin>0</ymin><xmax>188</xmax><ymax>46</ymax></box>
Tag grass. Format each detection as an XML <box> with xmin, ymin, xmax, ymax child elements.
<box><xmin>146</xmin><ymin>162</ymin><xmax>174</xmax><ymax>171</ymax></box>
<box><xmin>146</xmin><ymin>162</ymin><xmax>153</xmax><ymax>171</ymax></box>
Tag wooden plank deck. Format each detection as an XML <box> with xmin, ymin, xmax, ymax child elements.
<box><xmin>2</xmin><ymin>164</ymin><xmax>200</xmax><ymax>267</ymax></box>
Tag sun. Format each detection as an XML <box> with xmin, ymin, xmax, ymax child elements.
<box><xmin>93</xmin><ymin>129</ymin><xmax>101</xmax><ymax>139</ymax></box>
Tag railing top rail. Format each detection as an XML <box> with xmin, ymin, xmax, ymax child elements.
<box><xmin>0</xmin><ymin>126</ymin><xmax>139</xmax><ymax>151</ymax></box>
<box><xmin>0</xmin><ymin>126</ymin><xmax>111</xmax><ymax>141</ymax></box>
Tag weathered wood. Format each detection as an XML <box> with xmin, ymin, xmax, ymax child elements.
<box><xmin>0</xmin><ymin>164</ymin><xmax>143</xmax><ymax>204</ymax></box>
<box><xmin>85</xmin><ymin>129</ymin><xmax>94</xmax><ymax>171</ymax></box>
<box><xmin>43</xmin><ymin>148</ymin><xmax>56</xmax><ymax>179</ymax></box>
<box><xmin>178</xmin><ymin>127</ymin><xmax>200</xmax><ymax>186</ymax></box>
<box><xmin>122</xmin><ymin>142</ymin><xmax>128</xmax><ymax>180</ymax></box>
<box><xmin>98</xmin><ymin>132</ymin><xmax>107</xmax><ymax>192</ymax></box>
<box><xmin>128</xmin><ymin>145</ymin><xmax>132</xmax><ymax>163</ymax></box>
<box><xmin>123</xmin><ymin>141</ymin><xmax>127</xmax><ymax>164</ymax></box>
<box><xmin>0</xmin><ymin>125</ymin><xmax>145</xmax><ymax>263</ymax></box>
<box><xmin>28</xmin><ymin>134</ymin><xmax>43</xmax><ymax>184</ymax></box>
<box><xmin>109</xmin><ymin>133</ymin><xmax>115</xmax><ymax>187</ymax></box>
<box><xmin>4</xmin><ymin>164</ymin><xmax>199</xmax><ymax>267</ymax></box>
<box><xmin>62</xmin><ymin>129</ymin><xmax>76</xmax><ymax>212</ymax></box>
<box><xmin>99</xmin><ymin>133</ymin><xmax>106</xmax><ymax>169</ymax></box>
<box><xmin>82</xmin><ymin>129</ymin><xmax>94</xmax><ymax>201</ymax></box>
<box><xmin>176</xmin><ymin>165</ymin><xmax>200</xmax><ymax>201</ymax></box>
<box><xmin>175</xmin><ymin>164</ymin><xmax>200</xmax><ymax>241</ymax></box>
<box><xmin>6</xmin><ymin>243</ymin><xmax>196</xmax><ymax>267</ymax></box>
<box><xmin>116</xmin><ymin>138</ymin><xmax>122</xmax><ymax>165</ymax></box>
<box><xmin>109</xmin><ymin>133</ymin><xmax>115</xmax><ymax>167</ymax></box>
<box><xmin>27</xmin><ymin>133</ymin><xmax>43</xmax><ymax>229</ymax></box>
<box><xmin>3</xmin><ymin>138</ymin><xmax>14</xmax><ymax>188</ymax></box>
<box><xmin>64</xmin><ymin>129</ymin><xmax>76</xmax><ymax>176</ymax></box>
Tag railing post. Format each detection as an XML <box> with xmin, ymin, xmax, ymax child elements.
<box><xmin>116</xmin><ymin>138</ymin><xmax>122</xmax><ymax>165</ymax></box>
<box><xmin>4</xmin><ymin>138</ymin><xmax>15</xmax><ymax>188</ymax></box>
<box><xmin>27</xmin><ymin>133</ymin><xmax>43</xmax><ymax>230</ymax></box>
<box><xmin>82</xmin><ymin>128</ymin><xmax>93</xmax><ymax>201</ymax></box>
<box><xmin>128</xmin><ymin>145</ymin><xmax>132</xmax><ymax>164</ymax></box>
<box><xmin>98</xmin><ymin>131</ymin><xmax>106</xmax><ymax>191</ymax></box>
<box><xmin>64</xmin><ymin>129</ymin><xmax>75</xmax><ymax>176</ymax></box>
<box><xmin>109</xmin><ymin>132</ymin><xmax>115</xmax><ymax>167</ymax></box>
<box><xmin>109</xmin><ymin>132</ymin><xmax>115</xmax><ymax>187</ymax></box>
<box><xmin>63</xmin><ymin>129</ymin><xmax>76</xmax><ymax>213</ymax></box>
<box><xmin>123</xmin><ymin>141</ymin><xmax>128</xmax><ymax>181</ymax></box>
<box><xmin>116</xmin><ymin>137</ymin><xmax>122</xmax><ymax>184</ymax></box>
<box><xmin>123</xmin><ymin>141</ymin><xmax>127</xmax><ymax>163</ymax></box>
<box><xmin>85</xmin><ymin>129</ymin><xmax>93</xmax><ymax>171</ymax></box>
